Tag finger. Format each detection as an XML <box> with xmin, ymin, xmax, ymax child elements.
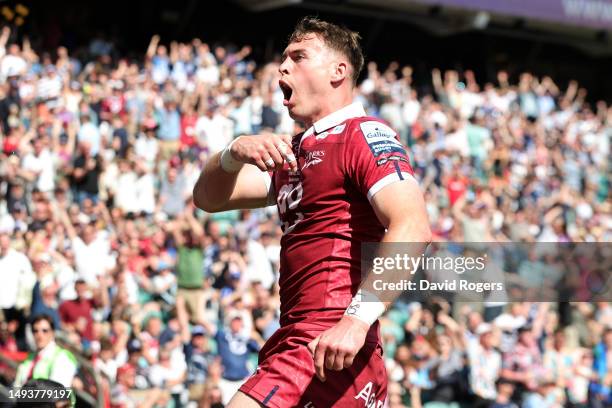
<box><xmin>253</xmin><ymin>158</ymin><xmax>268</xmax><ymax>172</ymax></box>
<box><xmin>279</xmin><ymin>134</ymin><xmax>293</xmax><ymax>146</ymax></box>
<box><xmin>264</xmin><ymin>141</ymin><xmax>284</xmax><ymax>169</ymax></box>
<box><xmin>325</xmin><ymin>347</ymin><xmax>336</xmax><ymax>370</ymax></box>
<box><xmin>314</xmin><ymin>340</ymin><xmax>327</xmax><ymax>382</ymax></box>
<box><xmin>261</xmin><ymin>152</ymin><xmax>276</xmax><ymax>170</ymax></box>
<box><xmin>333</xmin><ymin>350</ymin><xmax>347</xmax><ymax>371</ymax></box>
<box><xmin>276</xmin><ymin>142</ymin><xmax>298</xmax><ymax>172</ymax></box>
<box><xmin>307</xmin><ymin>336</ymin><xmax>320</xmax><ymax>357</ymax></box>
<box><xmin>343</xmin><ymin>353</ymin><xmax>356</xmax><ymax>369</ymax></box>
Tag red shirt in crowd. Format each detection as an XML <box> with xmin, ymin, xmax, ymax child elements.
<box><xmin>58</xmin><ymin>297</ymin><xmax>98</xmax><ymax>341</ymax></box>
<box><xmin>447</xmin><ymin>175</ymin><xmax>468</xmax><ymax>206</ymax></box>
<box><xmin>180</xmin><ymin>113</ymin><xmax>198</xmax><ymax>148</ymax></box>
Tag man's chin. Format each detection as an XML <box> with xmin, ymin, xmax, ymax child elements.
<box><xmin>287</xmin><ymin>106</ymin><xmax>305</xmax><ymax>123</ymax></box>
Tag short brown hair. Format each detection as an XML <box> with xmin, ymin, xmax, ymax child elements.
<box><xmin>288</xmin><ymin>16</ymin><xmax>364</xmax><ymax>86</ymax></box>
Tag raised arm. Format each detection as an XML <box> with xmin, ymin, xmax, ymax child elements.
<box><xmin>146</xmin><ymin>34</ymin><xmax>160</xmax><ymax>60</ymax></box>
<box><xmin>51</xmin><ymin>200</ymin><xmax>78</xmax><ymax>240</ymax></box>
<box><xmin>192</xmin><ymin>133</ymin><xmax>296</xmax><ymax>212</ymax></box>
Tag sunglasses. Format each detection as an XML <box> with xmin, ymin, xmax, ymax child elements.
<box><xmin>33</xmin><ymin>328</ymin><xmax>51</xmax><ymax>334</ymax></box>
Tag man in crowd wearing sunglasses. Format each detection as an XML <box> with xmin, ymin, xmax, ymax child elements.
<box><xmin>13</xmin><ymin>314</ymin><xmax>78</xmax><ymax>389</ymax></box>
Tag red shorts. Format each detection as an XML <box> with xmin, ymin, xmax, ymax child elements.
<box><xmin>239</xmin><ymin>325</ymin><xmax>387</xmax><ymax>408</ymax></box>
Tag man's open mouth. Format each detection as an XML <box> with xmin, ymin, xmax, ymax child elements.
<box><xmin>279</xmin><ymin>80</ymin><xmax>293</xmax><ymax>106</ymax></box>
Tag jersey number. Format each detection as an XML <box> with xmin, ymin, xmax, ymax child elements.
<box><xmin>277</xmin><ymin>182</ymin><xmax>304</xmax><ymax>233</ymax></box>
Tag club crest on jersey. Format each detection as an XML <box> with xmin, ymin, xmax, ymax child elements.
<box><xmin>302</xmin><ymin>150</ymin><xmax>325</xmax><ymax>170</ymax></box>
<box><xmin>360</xmin><ymin>121</ymin><xmax>405</xmax><ymax>157</ymax></box>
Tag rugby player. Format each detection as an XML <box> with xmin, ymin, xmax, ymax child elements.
<box><xmin>193</xmin><ymin>17</ymin><xmax>432</xmax><ymax>408</ymax></box>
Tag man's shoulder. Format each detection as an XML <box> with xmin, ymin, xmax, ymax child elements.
<box><xmin>312</xmin><ymin>116</ymin><xmax>393</xmax><ymax>144</ymax></box>
<box><xmin>58</xmin><ymin>298</ymin><xmax>77</xmax><ymax>311</ymax></box>
<box><xmin>56</xmin><ymin>346</ymin><xmax>78</xmax><ymax>365</ymax></box>
<box><xmin>349</xmin><ymin>116</ymin><xmax>399</xmax><ymax>139</ymax></box>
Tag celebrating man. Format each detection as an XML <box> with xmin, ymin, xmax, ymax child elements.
<box><xmin>193</xmin><ymin>17</ymin><xmax>431</xmax><ymax>408</ymax></box>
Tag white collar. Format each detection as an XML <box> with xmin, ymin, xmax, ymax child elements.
<box><xmin>304</xmin><ymin>102</ymin><xmax>366</xmax><ymax>137</ymax></box>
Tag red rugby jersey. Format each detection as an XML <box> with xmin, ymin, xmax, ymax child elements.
<box><xmin>269</xmin><ymin>102</ymin><xmax>415</xmax><ymax>342</ymax></box>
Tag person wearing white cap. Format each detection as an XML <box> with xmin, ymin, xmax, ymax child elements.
<box><xmin>467</xmin><ymin>322</ymin><xmax>502</xmax><ymax>406</ymax></box>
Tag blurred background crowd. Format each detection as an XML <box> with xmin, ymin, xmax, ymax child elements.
<box><xmin>0</xmin><ymin>2</ymin><xmax>610</xmax><ymax>407</ymax></box>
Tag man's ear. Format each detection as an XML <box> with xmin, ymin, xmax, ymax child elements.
<box><xmin>330</xmin><ymin>61</ymin><xmax>348</xmax><ymax>84</ymax></box>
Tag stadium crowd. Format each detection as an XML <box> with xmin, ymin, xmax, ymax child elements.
<box><xmin>0</xmin><ymin>24</ymin><xmax>610</xmax><ymax>408</ymax></box>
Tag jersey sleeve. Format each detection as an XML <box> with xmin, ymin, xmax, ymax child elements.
<box><xmin>344</xmin><ymin>119</ymin><xmax>415</xmax><ymax>201</ymax></box>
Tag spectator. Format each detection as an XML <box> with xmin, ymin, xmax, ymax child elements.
<box><xmin>591</xmin><ymin>328</ymin><xmax>612</xmax><ymax>407</ymax></box>
<box><xmin>501</xmin><ymin>325</ymin><xmax>545</xmax><ymax>401</ymax></box>
<box><xmin>55</xmin><ymin>203</ymin><xmax>112</xmax><ymax>286</ymax></box>
<box><xmin>134</xmin><ymin>119</ymin><xmax>160</xmax><ymax>168</ymax></box>
<box><xmin>148</xmin><ymin>345</ymin><xmax>187</xmax><ymax>407</ymax></box>
<box><xmin>13</xmin><ymin>314</ymin><xmax>77</xmax><ymax>388</ymax></box>
<box><xmin>70</xmin><ymin>141</ymin><xmax>101</xmax><ymax>205</ymax></box>
<box><xmin>467</xmin><ymin>323</ymin><xmax>502</xmax><ymax>406</ymax></box>
<box><xmin>170</xmin><ymin>209</ymin><xmax>208</xmax><ymax>328</ymax></box>
<box><xmin>29</xmin><ymin>257</ymin><xmax>61</xmax><ymax>330</ymax></box>
<box><xmin>0</xmin><ymin>231</ymin><xmax>35</xmax><ymax>332</ymax></box>
<box><xmin>77</xmin><ymin>114</ymin><xmax>101</xmax><ymax>157</ymax></box>
<box><xmin>491</xmin><ymin>379</ymin><xmax>519</xmax><ymax>408</ymax></box>
<box><xmin>566</xmin><ymin>349</ymin><xmax>597</xmax><ymax>408</ymax></box>
<box><xmin>16</xmin><ymin>378</ymin><xmax>72</xmax><ymax>408</ymax></box>
<box><xmin>158</xmin><ymin>165</ymin><xmax>188</xmax><ymax>218</ymax></box>
<box><xmin>58</xmin><ymin>278</ymin><xmax>109</xmax><ymax>345</ymax></box>
<box><xmin>157</xmin><ymin>96</ymin><xmax>181</xmax><ymax>160</ymax></box>
<box><xmin>521</xmin><ymin>378</ymin><xmax>562</xmax><ymax>408</ymax></box>
<box><xmin>21</xmin><ymin>137</ymin><xmax>56</xmax><ymax>194</ymax></box>
<box><xmin>215</xmin><ymin>312</ymin><xmax>262</xmax><ymax>405</ymax></box>
<box><xmin>184</xmin><ymin>325</ymin><xmax>215</xmax><ymax>401</ymax></box>
<box><xmin>111</xmin><ymin>363</ymin><xmax>161</xmax><ymax>408</ymax></box>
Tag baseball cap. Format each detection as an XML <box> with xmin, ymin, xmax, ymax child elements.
<box><xmin>142</xmin><ymin>118</ymin><xmax>158</xmax><ymax>130</ymax></box>
<box><xmin>11</xmin><ymin>202</ymin><xmax>26</xmax><ymax>214</ymax></box>
<box><xmin>227</xmin><ymin>311</ymin><xmax>243</xmax><ymax>322</ymax></box>
<box><xmin>127</xmin><ymin>338</ymin><xmax>142</xmax><ymax>353</ymax></box>
<box><xmin>159</xmin><ymin>328</ymin><xmax>177</xmax><ymax>346</ymax></box>
<box><xmin>157</xmin><ymin>260</ymin><xmax>172</xmax><ymax>272</ymax></box>
<box><xmin>192</xmin><ymin>325</ymin><xmax>206</xmax><ymax>337</ymax></box>
<box><xmin>476</xmin><ymin>323</ymin><xmax>493</xmax><ymax>336</ymax></box>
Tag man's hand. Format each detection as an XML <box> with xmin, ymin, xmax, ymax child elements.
<box><xmin>229</xmin><ymin>134</ymin><xmax>297</xmax><ymax>172</ymax></box>
<box><xmin>307</xmin><ymin>315</ymin><xmax>369</xmax><ymax>382</ymax></box>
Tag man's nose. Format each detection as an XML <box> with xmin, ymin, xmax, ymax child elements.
<box><xmin>278</xmin><ymin>60</ymin><xmax>290</xmax><ymax>76</ymax></box>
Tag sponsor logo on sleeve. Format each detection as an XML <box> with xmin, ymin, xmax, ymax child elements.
<box><xmin>376</xmin><ymin>155</ymin><xmax>410</xmax><ymax>166</ymax></box>
<box><xmin>359</xmin><ymin>121</ymin><xmax>406</xmax><ymax>157</ymax></box>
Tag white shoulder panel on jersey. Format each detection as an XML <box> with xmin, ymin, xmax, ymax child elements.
<box><xmin>359</xmin><ymin>121</ymin><xmax>397</xmax><ymax>143</ymax></box>
<box><xmin>358</xmin><ymin>120</ymin><xmax>405</xmax><ymax>157</ymax></box>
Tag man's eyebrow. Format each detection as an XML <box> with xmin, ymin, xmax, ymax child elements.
<box><xmin>281</xmin><ymin>48</ymin><xmax>306</xmax><ymax>62</ymax></box>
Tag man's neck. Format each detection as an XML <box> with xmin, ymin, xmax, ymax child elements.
<box><xmin>303</xmin><ymin>92</ymin><xmax>354</xmax><ymax>129</ymax></box>
<box><xmin>38</xmin><ymin>340</ymin><xmax>55</xmax><ymax>354</ymax></box>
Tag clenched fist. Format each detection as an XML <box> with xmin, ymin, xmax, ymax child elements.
<box><xmin>229</xmin><ymin>133</ymin><xmax>298</xmax><ymax>172</ymax></box>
